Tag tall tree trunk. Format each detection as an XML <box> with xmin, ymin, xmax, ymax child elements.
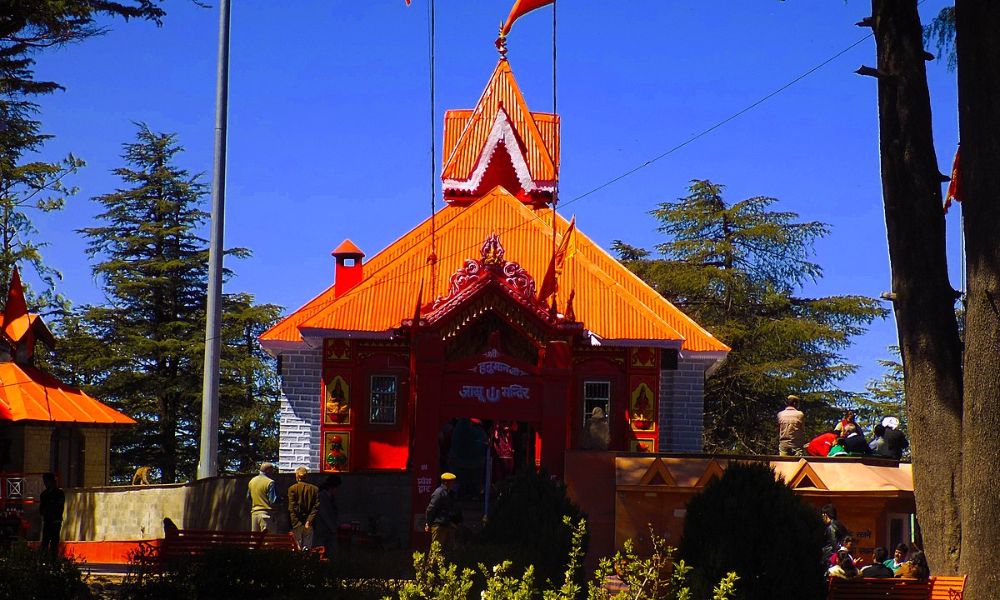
<box><xmin>871</xmin><ymin>0</ymin><xmax>963</xmax><ymax>574</ymax></box>
<box><xmin>956</xmin><ymin>3</ymin><xmax>1000</xmax><ymax>596</ymax></box>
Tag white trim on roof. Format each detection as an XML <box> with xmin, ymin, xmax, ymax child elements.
<box><xmin>443</xmin><ymin>109</ymin><xmax>555</xmax><ymax>195</ymax></box>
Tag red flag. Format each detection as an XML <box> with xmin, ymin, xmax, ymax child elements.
<box><xmin>501</xmin><ymin>0</ymin><xmax>554</xmax><ymax>35</ymax></box>
<box><xmin>405</xmin><ymin>0</ymin><xmax>411</xmax><ymax>5</ymax></box>
<box><xmin>944</xmin><ymin>145</ymin><xmax>961</xmax><ymax>213</ymax></box>
<box><xmin>537</xmin><ymin>216</ymin><xmax>576</xmax><ymax>302</ymax></box>
<box><xmin>2</xmin><ymin>267</ymin><xmax>30</xmax><ymax>342</ymax></box>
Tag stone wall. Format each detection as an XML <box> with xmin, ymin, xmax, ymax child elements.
<box><xmin>59</xmin><ymin>472</ymin><xmax>412</xmax><ymax>548</ymax></box>
<box><xmin>658</xmin><ymin>355</ymin><xmax>713</xmax><ymax>452</ymax></box>
<box><xmin>22</xmin><ymin>424</ymin><xmax>53</xmax><ymax>473</ymax></box>
<box><xmin>277</xmin><ymin>347</ymin><xmax>323</xmax><ymax>471</ymax></box>
<box><xmin>82</xmin><ymin>428</ymin><xmax>111</xmax><ymax>488</ymax></box>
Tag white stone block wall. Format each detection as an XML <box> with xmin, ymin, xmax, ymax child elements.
<box><xmin>277</xmin><ymin>347</ymin><xmax>323</xmax><ymax>472</ymax></box>
<box><xmin>658</xmin><ymin>356</ymin><xmax>712</xmax><ymax>452</ymax></box>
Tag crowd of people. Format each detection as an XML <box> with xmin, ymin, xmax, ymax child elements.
<box><xmin>777</xmin><ymin>396</ymin><xmax>909</xmax><ymax>459</ymax></box>
<box><xmin>821</xmin><ymin>503</ymin><xmax>929</xmax><ymax>581</ymax></box>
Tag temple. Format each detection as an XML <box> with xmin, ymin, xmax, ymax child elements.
<box><xmin>260</xmin><ymin>58</ymin><xmax>729</xmax><ymax>530</ymax></box>
<box><xmin>0</xmin><ymin>268</ymin><xmax>133</xmax><ymax>522</ymax></box>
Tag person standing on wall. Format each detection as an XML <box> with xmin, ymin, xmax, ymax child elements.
<box><xmin>777</xmin><ymin>395</ymin><xmax>806</xmax><ymax>456</ymax></box>
<box><xmin>424</xmin><ymin>472</ymin><xmax>460</xmax><ymax>553</ymax></box>
<box><xmin>287</xmin><ymin>466</ymin><xmax>320</xmax><ymax>550</ymax></box>
<box><xmin>39</xmin><ymin>472</ymin><xmax>64</xmax><ymax>559</ymax></box>
<box><xmin>247</xmin><ymin>462</ymin><xmax>278</xmax><ymax>532</ymax></box>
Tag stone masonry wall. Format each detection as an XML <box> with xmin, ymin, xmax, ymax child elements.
<box><xmin>60</xmin><ymin>472</ymin><xmax>412</xmax><ymax>548</ymax></box>
<box><xmin>277</xmin><ymin>347</ymin><xmax>323</xmax><ymax>472</ymax></box>
<box><xmin>658</xmin><ymin>356</ymin><xmax>713</xmax><ymax>452</ymax></box>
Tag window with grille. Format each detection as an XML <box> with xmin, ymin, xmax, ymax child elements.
<box><xmin>369</xmin><ymin>375</ymin><xmax>398</xmax><ymax>425</ymax></box>
<box><xmin>583</xmin><ymin>380</ymin><xmax>611</xmax><ymax>425</ymax></box>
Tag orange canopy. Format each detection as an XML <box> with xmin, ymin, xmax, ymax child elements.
<box><xmin>0</xmin><ymin>362</ymin><xmax>135</xmax><ymax>425</ymax></box>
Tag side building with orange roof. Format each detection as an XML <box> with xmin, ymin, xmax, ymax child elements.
<box><xmin>0</xmin><ymin>269</ymin><xmax>135</xmax><ymax>529</ymax></box>
<box><xmin>260</xmin><ymin>57</ymin><xmax>730</xmax><ymax>537</ymax></box>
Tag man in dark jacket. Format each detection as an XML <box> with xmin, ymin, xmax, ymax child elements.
<box><xmin>860</xmin><ymin>547</ymin><xmax>895</xmax><ymax>578</ymax></box>
<box><xmin>821</xmin><ymin>504</ymin><xmax>850</xmax><ymax>562</ymax></box>
<box><xmin>39</xmin><ymin>473</ymin><xmax>64</xmax><ymax>559</ymax></box>
<box><xmin>313</xmin><ymin>474</ymin><xmax>341</xmax><ymax>558</ymax></box>
<box><xmin>287</xmin><ymin>466</ymin><xmax>320</xmax><ymax>550</ymax></box>
<box><xmin>424</xmin><ymin>472</ymin><xmax>459</xmax><ymax>552</ymax></box>
<box><xmin>875</xmin><ymin>417</ymin><xmax>909</xmax><ymax>460</ymax></box>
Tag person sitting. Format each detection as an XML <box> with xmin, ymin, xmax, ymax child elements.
<box><xmin>895</xmin><ymin>549</ymin><xmax>929</xmax><ymax>580</ymax></box>
<box><xmin>860</xmin><ymin>547</ymin><xmax>894</xmax><ymax>578</ymax></box>
<box><xmin>827</xmin><ymin>437</ymin><xmax>849</xmax><ymax>457</ymax></box>
<box><xmin>841</xmin><ymin>424</ymin><xmax>871</xmax><ymax>456</ymax></box>
<box><xmin>869</xmin><ymin>423</ymin><xmax>886</xmax><ymax>454</ymax></box>
<box><xmin>807</xmin><ymin>432</ymin><xmax>839</xmax><ymax>457</ymax></box>
<box><xmin>876</xmin><ymin>417</ymin><xmax>909</xmax><ymax>460</ymax></box>
<box><xmin>828</xmin><ymin>550</ymin><xmax>858</xmax><ymax>579</ymax></box>
<box><xmin>834</xmin><ymin>410</ymin><xmax>857</xmax><ymax>435</ymax></box>
<box><xmin>829</xmin><ymin>535</ymin><xmax>859</xmax><ymax>567</ymax></box>
<box><xmin>884</xmin><ymin>543</ymin><xmax>908</xmax><ymax>573</ymax></box>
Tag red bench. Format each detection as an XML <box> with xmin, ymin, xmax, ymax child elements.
<box><xmin>153</xmin><ymin>529</ymin><xmax>299</xmax><ymax>563</ymax></box>
<box><xmin>828</xmin><ymin>575</ymin><xmax>967</xmax><ymax>600</ymax></box>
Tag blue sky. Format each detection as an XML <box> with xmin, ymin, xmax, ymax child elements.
<box><xmin>28</xmin><ymin>0</ymin><xmax>959</xmax><ymax>393</ymax></box>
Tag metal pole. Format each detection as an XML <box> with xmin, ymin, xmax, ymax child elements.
<box><xmin>198</xmin><ymin>0</ymin><xmax>231</xmax><ymax>480</ymax></box>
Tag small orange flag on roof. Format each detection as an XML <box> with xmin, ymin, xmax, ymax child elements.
<box><xmin>944</xmin><ymin>145</ymin><xmax>961</xmax><ymax>213</ymax></box>
<box><xmin>2</xmin><ymin>267</ymin><xmax>31</xmax><ymax>343</ymax></box>
<box><xmin>538</xmin><ymin>216</ymin><xmax>577</xmax><ymax>302</ymax></box>
<box><xmin>501</xmin><ymin>0</ymin><xmax>555</xmax><ymax>35</ymax></box>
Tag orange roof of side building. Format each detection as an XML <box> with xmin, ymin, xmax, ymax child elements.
<box><xmin>0</xmin><ymin>362</ymin><xmax>135</xmax><ymax>425</ymax></box>
<box><xmin>262</xmin><ymin>186</ymin><xmax>729</xmax><ymax>354</ymax></box>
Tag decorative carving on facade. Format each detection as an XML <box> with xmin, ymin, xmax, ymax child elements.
<box><xmin>439</xmin><ymin>233</ymin><xmax>538</xmax><ymax>309</ymax></box>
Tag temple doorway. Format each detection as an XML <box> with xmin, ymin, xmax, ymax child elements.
<box><xmin>438</xmin><ymin>418</ymin><xmax>538</xmax><ymax>505</ymax></box>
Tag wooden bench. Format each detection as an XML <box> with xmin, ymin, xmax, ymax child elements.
<box><xmin>156</xmin><ymin>529</ymin><xmax>299</xmax><ymax>563</ymax></box>
<box><xmin>828</xmin><ymin>575</ymin><xmax>967</xmax><ymax>600</ymax></box>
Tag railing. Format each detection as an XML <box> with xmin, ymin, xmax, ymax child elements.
<box><xmin>0</xmin><ymin>472</ymin><xmax>45</xmax><ymax>511</ymax></box>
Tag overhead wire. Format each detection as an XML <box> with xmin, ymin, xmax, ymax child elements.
<box><xmin>280</xmin><ymin>25</ymin><xmax>878</xmax><ymax>316</ymax></box>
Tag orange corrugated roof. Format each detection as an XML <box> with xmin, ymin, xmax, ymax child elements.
<box><xmin>442</xmin><ymin>60</ymin><xmax>558</xmax><ymax>187</ymax></box>
<box><xmin>264</xmin><ymin>186</ymin><xmax>728</xmax><ymax>353</ymax></box>
<box><xmin>0</xmin><ymin>362</ymin><xmax>134</xmax><ymax>425</ymax></box>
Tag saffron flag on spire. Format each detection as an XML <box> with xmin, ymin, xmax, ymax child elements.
<box><xmin>538</xmin><ymin>216</ymin><xmax>577</xmax><ymax>302</ymax></box>
<box><xmin>944</xmin><ymin>145</ymin><xmax>961</xmax><ymax>213</ymax></box>
<box><xmin>2</xmin><ymin>267</ymin><xmax>30</xmax><ymax>343</ymax></box>
<box><xmin>501</xmin><ymin>0</ymin><xmax>555</xmax><ymax>35</ymax></box>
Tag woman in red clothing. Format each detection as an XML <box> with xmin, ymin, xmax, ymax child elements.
<box><xmin>806</xmin><ymin>431</ymin><xmax>839</xmax><ymax>457</ymax></box>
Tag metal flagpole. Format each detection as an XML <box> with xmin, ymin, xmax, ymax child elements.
<box><xmin>550</xmin><ymin>0</ymin><xmax>558</xmax><ymax>308</ymax></box>
<box><xmin>198</xmin><ymin>0</ymin><xmax>231</xmax><ymax>480</ymax></box>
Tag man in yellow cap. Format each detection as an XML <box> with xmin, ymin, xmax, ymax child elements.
<box><xmin>424</xmin><ymin>472</ymin><xmax>460</xmax><ymax>552</ymax></box>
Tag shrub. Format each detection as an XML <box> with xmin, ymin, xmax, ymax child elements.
<box><xmin>0</xmin><ymin>543</ymin><xmax>90</xmax><ymax>600</ymax></box>
<box><xmin>679</xmin><ymin>461</ymin><xmax>826</xmax><ymax>600</ymax></box>
<box><xmin>116</xmin><ymin>546</ymin><xmax>400</xmax><ymax>600</ymax></box>
<box><xmin>477</xmin><ymin>468</ymin><xmax>587</xmax><ymax>586</ymax></box>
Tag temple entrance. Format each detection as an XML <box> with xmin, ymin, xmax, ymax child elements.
<box><xmin>438</xmin><ymin>418</ymin><xmax>538</xmax><ymax>525</ymax></box>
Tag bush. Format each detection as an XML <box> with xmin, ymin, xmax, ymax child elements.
<box><xmin>679</xmin><ymin>461</ymin><xmax>826</xmax><ymax>600</ymax></box>
<box><xmin>0</xmin><ymin>543</ymin><xmax>90</xmax><ymax>600</ymax></box>
<box><xmin>477</xmin><ymin>468</ymin><xmax>587</xmax><ymax>586</ymax></box>
<box><xmin>116</xmin><ymin>546</ymin><xmax>400</xmax><ymax>600</ymax></box>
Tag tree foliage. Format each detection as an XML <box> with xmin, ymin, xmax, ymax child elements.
<box><xmin>679</xmin><ymin>461</ymin><xmax>825</xmax><ymax>600</ymax></box>
<box><xmin>48</xmin><ymin>125</ymin><xmax>280</xmax><ymax>482</ymax></box>
<box><xmin>0</xmin><ymin>0</ymin><xmax>166</xmax><ymax>311</ymax></box>
<box><xmin>613</xmin><ymin>180</ymin><xmax>886</xmax><ymax>453</ymax></box>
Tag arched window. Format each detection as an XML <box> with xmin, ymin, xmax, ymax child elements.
<box><xmin>50</xmin><ymin>427</ymin><xmax>84</xmax><ymax>488</ymax></box>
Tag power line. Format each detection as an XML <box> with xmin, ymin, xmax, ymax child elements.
<box><xmin>278</xmin><ymin>27</ymin><xmax>879</xmax><ymax>316</ymax></box>
<box><xmin>563</xmin><ymin>32</ymin><xmax>874</xmax><ymax>208</ymax></box>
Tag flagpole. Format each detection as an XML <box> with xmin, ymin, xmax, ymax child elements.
<box><xmin>198</xmin><ymin>0</ymin><xmax>231</xmax><ymax>480</ymax></box>
<box><xmin>550</xmin><ymin>0</ymin><xmax>558</xmax><ymax>310</ymax></box>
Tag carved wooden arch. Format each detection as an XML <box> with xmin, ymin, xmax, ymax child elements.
<box><xmin>787</xmin><ymin>459</ymin><xmax>829</xmax><ymax>490</ymax></box>
<box><xmin>639</xmin><ymin>458</ymin><xmax>677</xmax><ymax>487</ymax></box>
<box><xmin>695</xmin><ymin>459</ymin><xmax>727</xmax><ymax>488</ymax></box>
